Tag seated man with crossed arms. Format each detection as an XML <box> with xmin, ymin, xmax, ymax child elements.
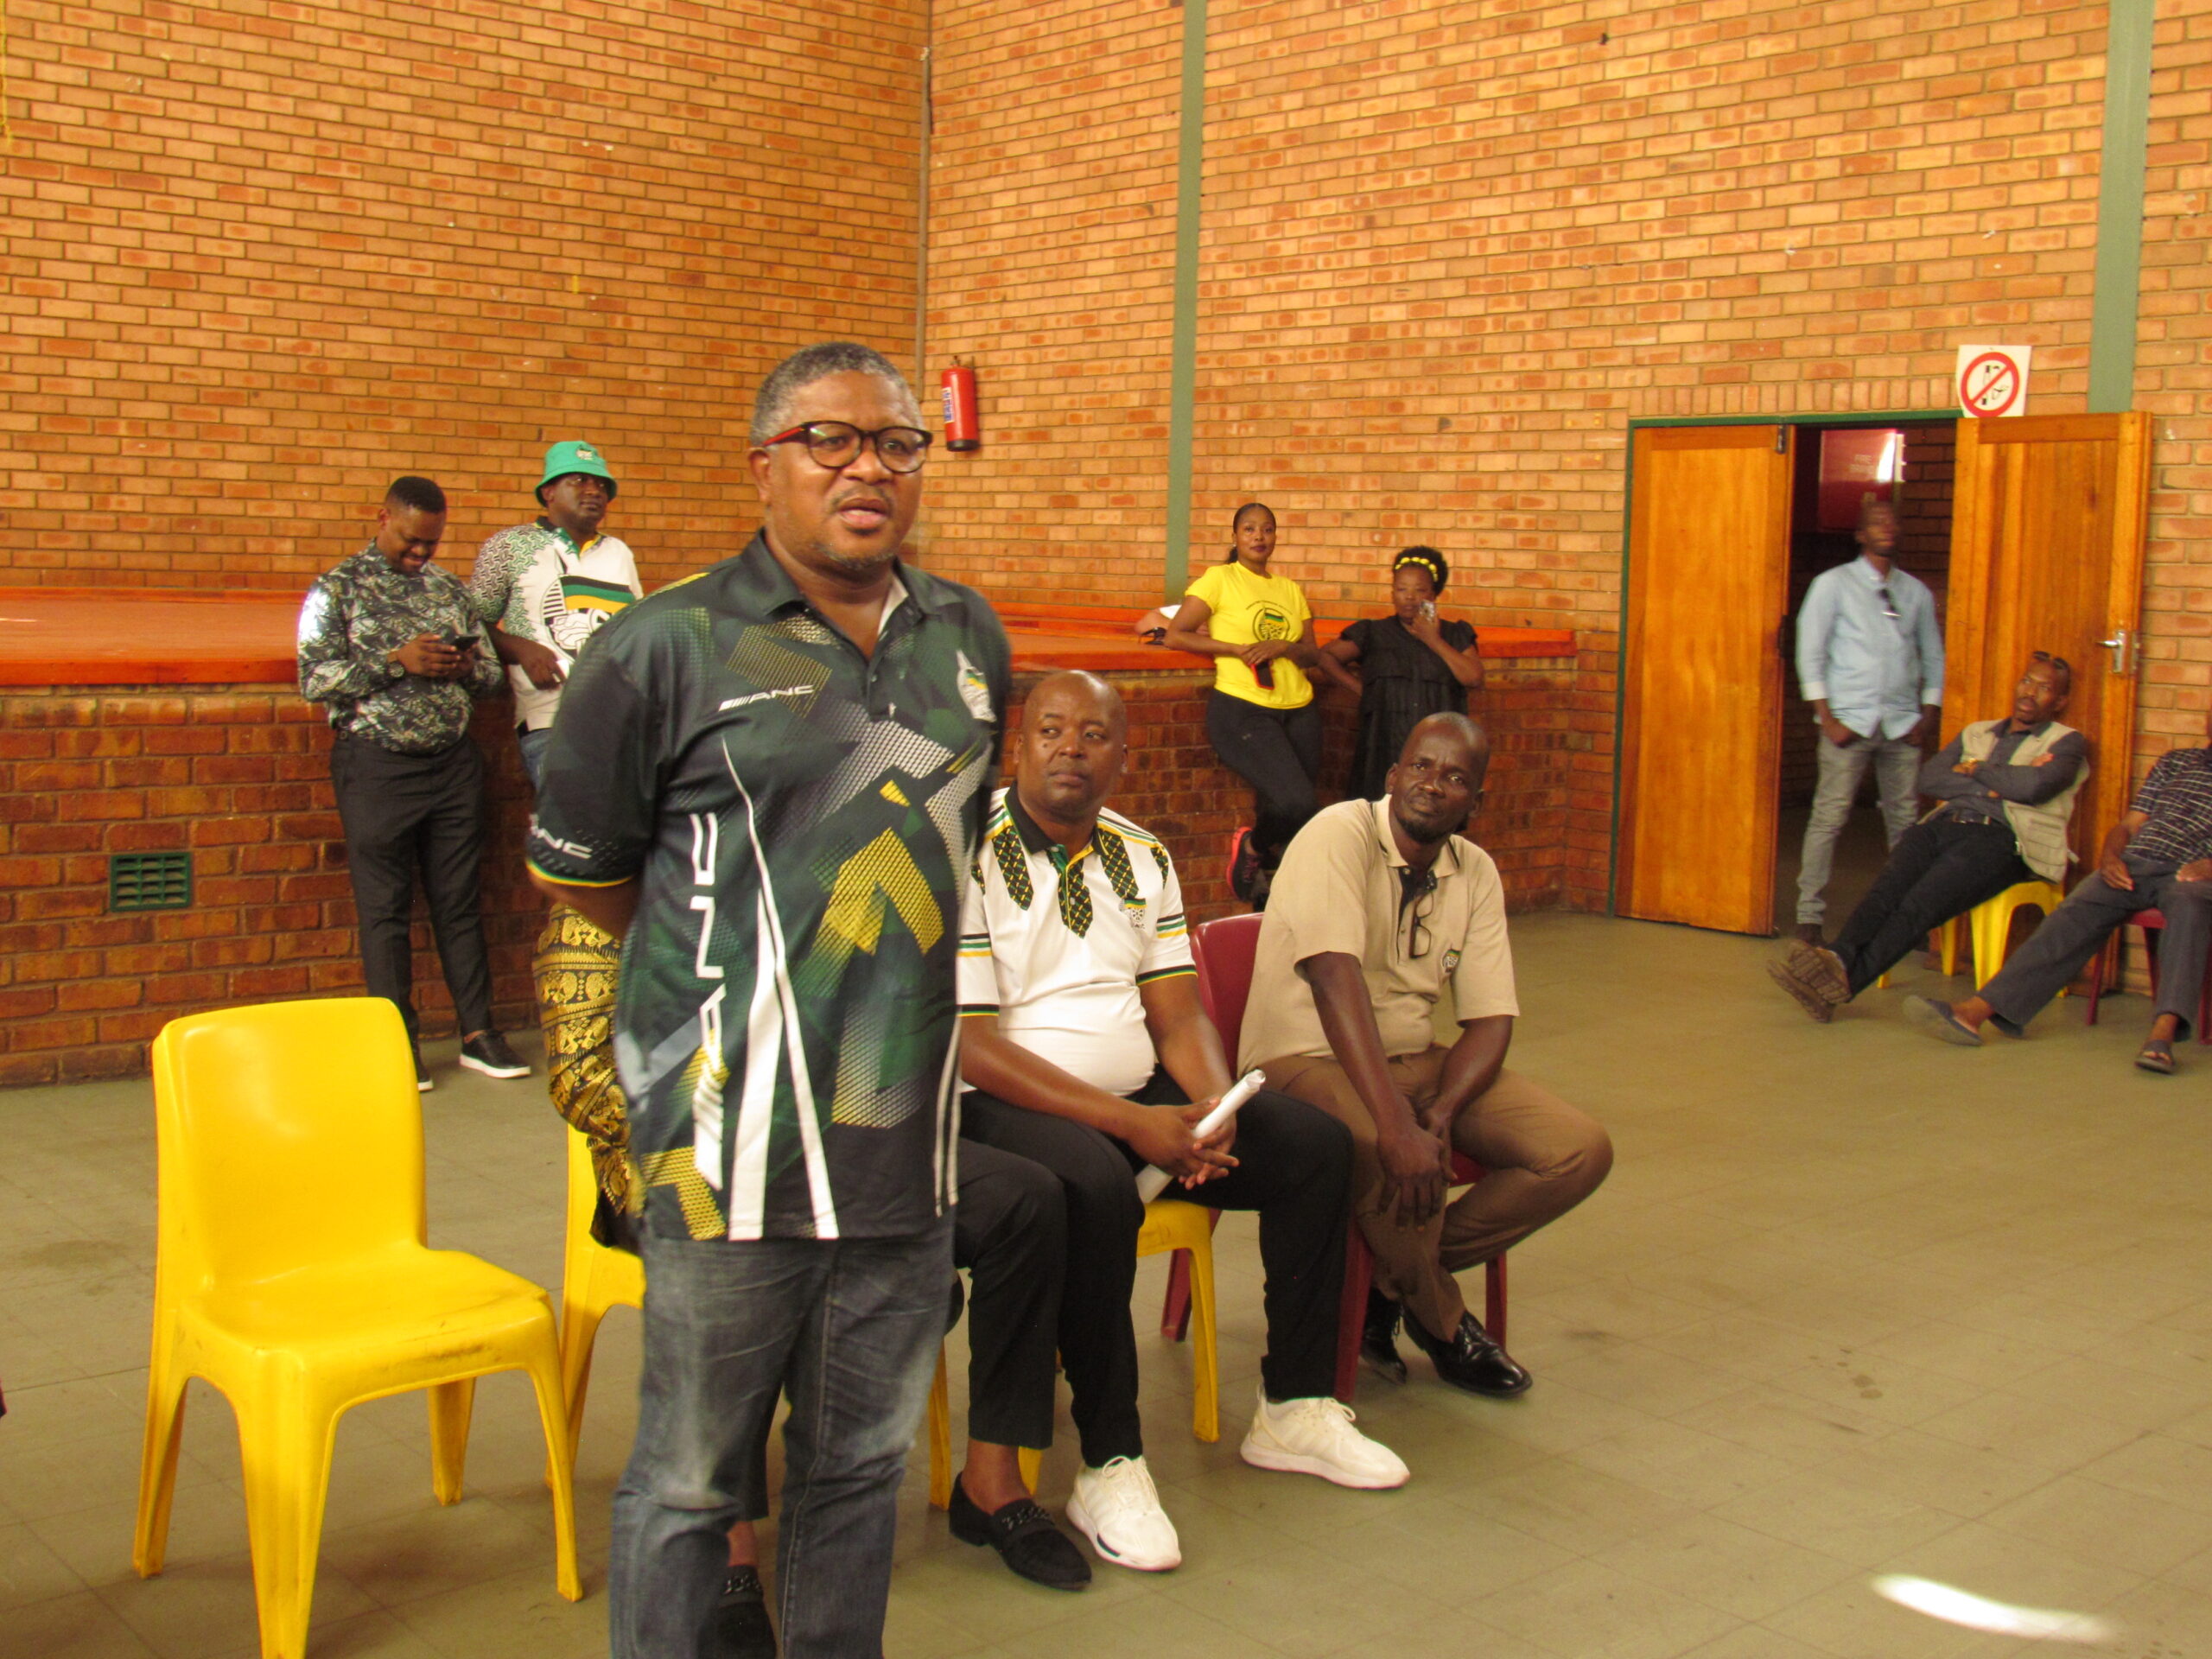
<box><xmin>1244</xmin><ymin>713</ymin><xmax>1612</xmax><ymax>1395</ymax></box>
<box><xmin>959</xmin><ymin>670</ymin><xmax>1408</xmax><ymax>1578</ymax></box>
<box><xmin>1766</xmin><ymin>651</ymin><xmax>2088</xmax><ymax>1021</ymax></box>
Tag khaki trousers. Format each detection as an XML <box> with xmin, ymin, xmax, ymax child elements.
<box><xmin>1258</xmin><ymin>1048</ymin><xmax>1612</xmax><ymax>1344</ymax></box>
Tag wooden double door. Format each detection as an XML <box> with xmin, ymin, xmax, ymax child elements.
<box><xmin>1615</xmin><ymin>413</ymin><xmax>2152</xmax><ymax>936</ymax></box>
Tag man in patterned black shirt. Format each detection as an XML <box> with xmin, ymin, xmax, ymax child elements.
<box><xmin>527</xmin><ymin>344</ymin><xmax>1012</xmax><ymax>1658</ymax></box>
<box><xmin>296</xmin><ymin>474</ymin><xmax>530</xmax><ymax>1090</ymax></box>
<box><xmin>1907</xmin><ymin>704</ymin><xmax>2212</xmax><ymax>1073</ymax></box>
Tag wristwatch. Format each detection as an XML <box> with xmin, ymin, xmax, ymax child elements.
<box><xmin>385</xmin><ymin>655</ymin><xmax>405</xmax><ymax>680</ymax></box>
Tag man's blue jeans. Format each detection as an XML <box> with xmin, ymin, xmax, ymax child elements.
<box><xmin>609</xmin><ymin>1212</ymin><xmax>953</xmax><ymax>1659</ymax></box>
<box><xmin>516</xmin><ymin>726</ymin><xmax>551</xmax><ymax>790</ymax></box>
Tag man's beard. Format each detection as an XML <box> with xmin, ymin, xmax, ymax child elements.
<box><xmin>1393</xmin><ymin>801</ymin><xmax>1468</xmax><ymax>845</ymax></box>
<box><xmin>800</xmin><ymin>533</ymin><xmax>899</xmax><ymax>576</ymax></box>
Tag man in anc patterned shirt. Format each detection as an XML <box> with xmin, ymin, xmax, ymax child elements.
<box><xmin>958</xmin><ymin>671</ymin><xmax>1408</xmax><ymax>1579</ymax></box>
<box><xmin>1907</xmin><ymin>702</ymin><xmax>2212</xmax><ymax>1074</ymax></box>
<box><xmin>527</xmin><ymin>344</ymin><xmax>1010</xmax><ymax>1658</ymax></box>
<box><xmin>467</xmin><ymin>440</ymin><xmax>643</xmax><ymax>788</ymax></box>
<box><xmin>296</xmin><ymin>474</ymin><xmax>530</xmax><ymax>1090</ymax></box>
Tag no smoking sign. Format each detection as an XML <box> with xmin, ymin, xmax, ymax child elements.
<box><xmin>1955</xmin><ymin>344</ymin><xmax>2031</xmax><ymax>418</ymax></box>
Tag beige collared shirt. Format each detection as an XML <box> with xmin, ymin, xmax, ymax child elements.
<box><xmin>1238</xmin><ymin>798</ymin><xmax>1518</xmax><ymax>1070</ymax></box>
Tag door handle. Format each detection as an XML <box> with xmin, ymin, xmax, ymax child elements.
<box><xmin>2100</xmin><ymin>628</ymin><xmax>2139</xmax><ymax>677</ymax></box>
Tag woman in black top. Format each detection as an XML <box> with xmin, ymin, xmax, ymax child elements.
<box><xmin>1324</xmin><ymin>546</ymin><xmax>1485</xmax><ymax>801</ymax></box>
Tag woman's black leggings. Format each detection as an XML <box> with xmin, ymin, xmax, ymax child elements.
<box><xmin>1205</xmin><ymin>690</ymin><xmax>1324</xmax><ymax>870</ymax></box>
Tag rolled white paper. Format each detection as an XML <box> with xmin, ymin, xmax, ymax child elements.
<box><xmin>1135</xmin><ymin>1069</ymin><xmax>1267</xmax><ymax>1201</ymax></box>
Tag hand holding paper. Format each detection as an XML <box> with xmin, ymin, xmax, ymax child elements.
<box><xmin>1135</xmin><ymin>1070</ymin><xmax>1266</xmax><ymax>1201</ymax></box>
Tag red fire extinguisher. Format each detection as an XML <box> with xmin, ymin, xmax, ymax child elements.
<box><xmin>941</xmin><ymin>361</ymin><xmax>981</xmax><ymax>452</ymax></box>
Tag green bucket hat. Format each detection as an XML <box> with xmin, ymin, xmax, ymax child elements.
<box><xmin>536</xmin><ymin>440</ymin><xmax>618</xmax><ymax>501</ymax></box>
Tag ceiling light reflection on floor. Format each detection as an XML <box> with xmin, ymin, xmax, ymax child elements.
<box><xmin>1872</xmin><ymin>1574</ymin><xmax>2116</xmax><ymax>1645</ymax></box>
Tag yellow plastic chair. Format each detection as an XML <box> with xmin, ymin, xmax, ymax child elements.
<box><xmin>135</xmin><ymin>999</ymin><xmax>582</xmax><ymax>1659</ymax></box>
<box><xmin>1964</xmin><ymin>879</ymin><xmax>2067</xmax><ymax>990</ymax></box>
<box><xmin>1139</xmin><ymin>1197</ymin><xmax>1220</xmax><ymax>1443</ymax></box>
<box><xmin>556</xmin><ymin>1125</ymin><xmax>645</xmax><ymax>1467</ymax></box>
<box><xmin>925</xmin><ymin>1193</ymin><xmax>1220</xmax><ymax>1508</ymax></box>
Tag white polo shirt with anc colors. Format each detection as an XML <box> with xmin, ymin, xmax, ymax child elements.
<box><xmin>957</xmin><ymin>787</ymin><xmax>1196</xmax><ymax>1099</ymax></box>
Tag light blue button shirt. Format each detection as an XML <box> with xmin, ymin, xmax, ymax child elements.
<box><xmin>1796</xmin><ymin>556</ymin><xmax>1944</xmax><ymax>740</ymax></box>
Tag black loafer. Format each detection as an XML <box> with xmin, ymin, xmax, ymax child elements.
<box><xmin>948</xmin><ymin>1478</ymin><xmax>1090</xmax><ymax>1590</ymax></box>
<box><xmin>1360</xmin><ymin>1288</ymin><xmax>1408</xmax><ymax>1384</ymax></box>
<box><xmin>1404</xmin><ymin>1311</ymin><xmax>1532</xmax><ymax>1398</ymax></box>
<box><xmin>710</xmin><ymin>1565</ymin><xmax>777</xmax><ymax>1659</ymax></box>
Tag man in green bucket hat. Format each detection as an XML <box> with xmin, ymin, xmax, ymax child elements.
<box><xmin>467</xmin><ymin>439</ymin><xmax>644</xmax><ymax>787</ymax></box>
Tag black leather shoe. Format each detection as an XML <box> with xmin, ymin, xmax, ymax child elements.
<box><xmin>709</xmin><ymin>1565</ymin><xmax>777</xmax><ymax>1659</ymax></box>
<box><xmin>1360</xmin><ymin>1288</ymin><xmax>1408</xmax><ymax>1383</ymax></box>
<box><xmin>1404</xmin><ymin>1311</ymin><xmax>1532</xmax><ymax>1398</ymax></box>
<box><xmin>948</xmin><ymin>1478</ymin><xmax>1091</xmax><ymax>1590</ymax></box>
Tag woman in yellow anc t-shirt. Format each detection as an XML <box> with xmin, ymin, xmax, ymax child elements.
<box><xmin>1165</xmin><ymin>502</ymin><xmax>1359</xmax><ymax>906</ymax></box>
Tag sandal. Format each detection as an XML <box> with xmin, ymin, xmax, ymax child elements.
<box><xmin>1904</xmin><ymin>995</ymin><xmax>1982</xmax><ymax>1047</ymax></box>
<box><xmin>2136</xmin><ymin>1039</ymin><xmax>2177</xmax><ymax>1076</ymax></box>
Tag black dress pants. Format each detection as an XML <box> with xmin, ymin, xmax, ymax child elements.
<box><xmin>960</xmin><ymin>1070</ymin><xmax>1351</xmax><ymax>1467</ymax></box>
<box><xmin>1828</xmin><ymin>816</ymin><xmax>2034</xmax><ymax>996</ymax></box>
<box><xmin>330</xmin><ymin>733</ymin><xmax>495</xmax><ymax>1044</ymax></box>
<box><xmin>953</xmin><ymin>1141</ymin><xmax>1065</xmax><ymax>1451</ymax></box>
<box><xmin>1205</xmin><ymin>691</ymin><xmax>1325</xmax><ymax>871</ymax></box>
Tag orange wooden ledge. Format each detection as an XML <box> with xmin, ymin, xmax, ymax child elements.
<box><xmin>0</xmin><ymin>588</ymin><xmax>1575</xmax><ymax>688</ymax></box>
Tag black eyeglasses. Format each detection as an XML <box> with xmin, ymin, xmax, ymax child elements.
<box><xmin>762</xmin><ymin>422</ymin><xmax>931</xmax><ymax>474</ymax></box>
<box><xmin>1878</xmin><ymin>585</ymin><xmax>1900</xmax><ymax>621</ymax></box>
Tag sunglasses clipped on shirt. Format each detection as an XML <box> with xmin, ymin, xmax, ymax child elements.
<box><xmin>1877</xmin><ymin>585</ymin><xmax>1900</xmax><ymax>621</ymax></box>
<box><xmin>1399</xmin><ymin>867</ymin><xmax>1439</xmax><ymax>960</ymax></box>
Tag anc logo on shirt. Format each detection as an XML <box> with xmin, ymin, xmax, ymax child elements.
<box><xmin>541</xmin><ymin>575</ymin><xmax>633</xmax><ymax>654</ymax></box>
<box><xmin>956</xmin><ymin>651</ymin><xmax>995</xmax><ymax>721</ymax></box>
<box><xmin>1250</xmin><ymin>603</ymin><xmax>1294</xmax><ymax>642</ymax></box>
<box><xmin>1442</xmin><ymin>948</ymin><xmax>1462</xmax><ymax>976</ymax></box>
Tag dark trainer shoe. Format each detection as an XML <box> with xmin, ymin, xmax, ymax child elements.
<box><xmin>710</xmin><ymin>1565</ymin><xmax>777</xmax><ymax>1659</ymax></box>
<box><xmin>1360</xmin><ymin>1288</ymin><xmax>1408</xmax><ymax>1384</ymax></box>
<box><xmin>948</xmin><ymin>1478</ymin><xmax>1091</xmax><ymax>1591</ymax></box>
<box><xmin>1227</xmin><ymin>828</ymin><xmax>1261</xmax><ymax>904</ymax></box>
<box><xmin>458</xmin><ymin>1031</ymin><xmax>531</xmax><ymax>1079</ymax></box>
<box><xmin>1765</xmin><ymin>957</ymin><xmax>1835</xmax><ymax>1024</ymax></box>
<box><xmin>1405</xmin><ymin>1311</ymin><xmax>1532</xmax><ymax>1398</ymax></box>
<box><xmin>412</xmin><ymin>1046</ymin><xmax>433</xmax><ymax>1093</ymax></box>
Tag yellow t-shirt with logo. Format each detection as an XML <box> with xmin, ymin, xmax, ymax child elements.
<box><xmin>1185</xmin><ymin>560</ymin><xmax>1314</xmax><ymax>710</ymax></box>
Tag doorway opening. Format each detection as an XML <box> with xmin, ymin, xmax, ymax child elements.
<box><xmin>1772</xmin><ymin>418</ymin><xmax>1957</xmax><ymax>932</ymax></box>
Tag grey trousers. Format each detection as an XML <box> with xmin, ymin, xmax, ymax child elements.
<box><xmin>1798</xmin><ymin>730</ymin><xmax>1923</xmax><ymax>925</ymax></box>
<box><xmin>1980</xmin><ymin>860</ymin><xmax>2212</xmax><ymax>1038</ymax></box>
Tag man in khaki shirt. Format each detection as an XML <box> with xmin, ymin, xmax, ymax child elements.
<box><xmin>1243</xmin><ymin>714</ymin><xmax>1611</xmax><ymax>1396</ymax></box>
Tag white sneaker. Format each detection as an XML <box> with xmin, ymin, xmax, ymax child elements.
<box><xmin>1067</xmin><ymin>1455</ymin><xmax>1181</xmax><ymax>1571</ymax></box>
<box><xmin>1238</xmin><ymin>1385</ymin><xmax>1409</xmax><ymax>1489</ymax></box>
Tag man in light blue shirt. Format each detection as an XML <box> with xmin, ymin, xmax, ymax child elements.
<box><xmin>1793</xmin><ymin>499</ymin><xmax>1945</xmax><ymax>940</ymax></box>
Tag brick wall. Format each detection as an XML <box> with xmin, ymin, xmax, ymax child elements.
<box><xmin>0</xmin><ymin>0</ymin><xmax>925</xmax><ymax>594</ymax></box>
<box><xmin>13</xmin><ymin>0</ymin><xmax>2212</xmax><ymax>938</ymax></box>
<box><xmin>923</xmin><ymin>0</ymin><xmax>2212</xmax><ymax>909</ymax></box>
<box><xmin>0</xmin><ymin>687</ymin><xmax>542</xmax><ymax>1085</ymax></box>
<box><xmin>0</xmin><ymin>663</ymin><xmax>1570</xmax><ymax>1081</ymax></box>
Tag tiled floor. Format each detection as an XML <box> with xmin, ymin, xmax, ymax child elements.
<box><xmin>6</xmin><ymin>912</ymin><xmax>2211</xmax><ymax>1658</ymax></box>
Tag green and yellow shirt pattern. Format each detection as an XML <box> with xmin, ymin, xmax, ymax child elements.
<box><xmin>957</xmin><ymin>789</ymin><xmax>1194</xmax><ymax>1100</ymax></box>
<box><xmin>527</xmin><ymin>536</ymin><xmax>1010</xmax><ymax>1243</ymax></box>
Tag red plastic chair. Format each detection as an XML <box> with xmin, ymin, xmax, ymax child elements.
<box><xmin>2083</xmin><ymin>907</ymin><xmax>2212</xmax><ymax>1043</ymax></box>
<box><xmin>1179</xmin><ymin>914</ymin><xmax>1507</xmax><ymax>1402</ymax></box>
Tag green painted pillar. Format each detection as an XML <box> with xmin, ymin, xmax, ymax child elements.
<box><xmin>2089</xmin><ymin>0</ymin><xmax>2155</xmax><ymax>414</ymax></box>
<box><xmin>1163</xmin><ymin>0</ymin><xmax>1207</xmax><ymax>599</ymax></box>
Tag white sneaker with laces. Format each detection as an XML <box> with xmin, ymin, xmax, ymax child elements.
<box><xmin>1238</xmin><ymin>1384</ymin><xmax>1409</xmax><ymax>1489</ymax></box>
<box><xmin>1066</xmin><ymin>1454</ymin><xmax>1181</xmax><ymax>1571</ymax></box>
